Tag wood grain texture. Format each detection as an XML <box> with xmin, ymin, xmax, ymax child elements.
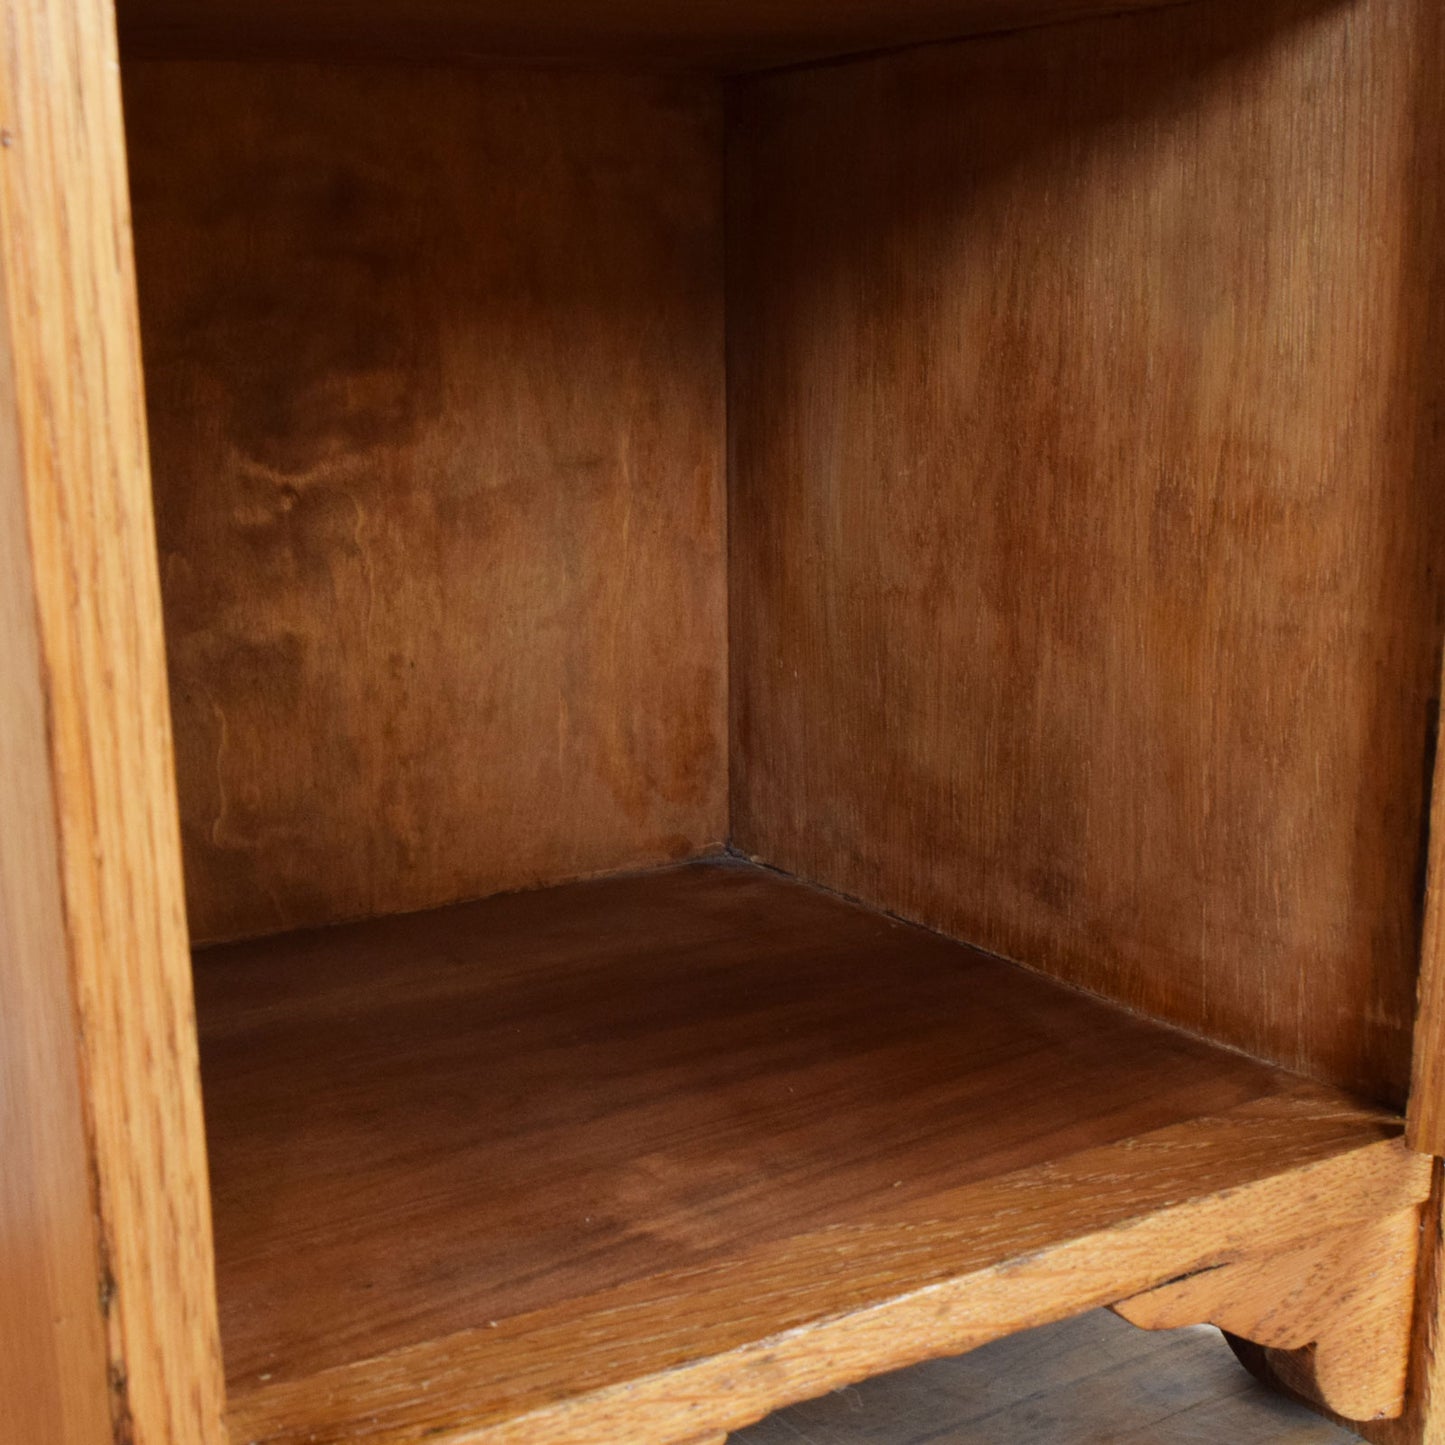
<box><xmin>0</xmin><ymin>157</ymin><xmax>113</xmax><ymax>1445</ymax></box>
<box><xmin>1411</xmin><ymin>645</ymin><xmax>1445</xmax><ymax>1151</ymax></box>
<box><xmin>198</xmin><ymin>861</ymin><xmax>1291</xmax><ymax>1389</ymax></box>
<box><xmin>124</xmin><ymin>62</ymin><xmax>727</xmax><ymax>943</ymax></box>
<box><xmin>1233</xmin><ymin>1162</ymin><xmax>1445</xmax><ymax>1444</ymax></box>
<box><xmin>729</xmin><ymin>0</ymin><xmax>1445</xmax><ymax>1107</ymax></box>
<box><xmin>192</xmin><ymin>861</ymin><xmax>1430</xmax><ymax>1443</ymax></box>
<box><xmin>1368</xmin><ymin>1169</ymin><xmax>1445</xmax><ymax>1445</ymax></box>
<box><xmin>227</xmin><ymin>1117</ymin><xmax>1423</xmax><ymax>1445</ymax></box>
<box><xmin>112</xmin><ymin>0</ymin><xmax>1210</xmax><ymax>70</ymax></box>
<box><xmin>0</xmin><ymin>1</ymin><xmax>227</xmax><ymax>1441</ymax></box>
<box><xmin>225</xmin><ymin>1092</ymin><xmax>1425</xmax><ymax>1438</ymax></box>
<box><xmin>1117</xmin><ymin>1208</ymin><xmax>1421</xmax><ymax>1420</ymax></box>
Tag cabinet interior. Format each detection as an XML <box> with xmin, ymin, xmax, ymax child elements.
<box><xmin>116</xmin><ymin>0</ymin><xmax>1445</xmax><ymax>1437</ymax></box>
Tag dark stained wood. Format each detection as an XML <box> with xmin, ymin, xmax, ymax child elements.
<box><xmin>1410</xmin><ymin>644</ymin><xmax>1445</xmax><ymax>1151</ymax></box>
<box><xmin>196</xmin><ymin>861</ymin><xmax>1428</xmax><ymax>1444</ymax></box>
<box><xmin>114</xmin><ymin>0</ymin><xmax>1210</xmax><ymax>70</ymax></box>
<box><xmin>125</xmin><ymin>62</ymin><xmax>728</xmax><ymax>944</ymax></box>
<box><xmin>1393</xmin><ymin>0</ymin><xmax>1445</xmax><ymax>1162</ymax></box>
<box><xmin>728</xmin><ymin>0</ymin><xmax>1445</xmax><ymax>1108</ymax></box>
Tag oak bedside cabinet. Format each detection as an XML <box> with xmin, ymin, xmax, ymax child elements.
<box><xmin>4</xmin><ymin>0</ymin><xmax>1444</xmax><ymax>1441</ymax></box>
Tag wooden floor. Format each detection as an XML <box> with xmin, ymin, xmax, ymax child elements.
<box><xmin>734</xmin><ymin>1310</ymin><xmax>1363</xmax><ymax>1444</ymax></box>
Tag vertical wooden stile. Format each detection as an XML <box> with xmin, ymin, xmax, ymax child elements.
<box><xmin>0</xmin><ymin>0</ymin><xmax>227</xmax><ymax>1440</ymax></box>
<box><xmin>1409</xmin><ymin>647</ymin><xmax>1445</xmax><ymax>1155</ymax></box>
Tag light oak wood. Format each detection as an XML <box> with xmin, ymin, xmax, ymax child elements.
<box><xmin>1228</xmin><ymin>1164</ymin><xmax>1445</xmax><ymax>1444</ymax></box>
<box><xmin>1117</xmin><ymin>1208</ymin><xmax>1421</xmax><ymax>1421</ymax></box>
<box><xmin>0</xmin><ymin>2</ymin><xmax>226</xmax><ymax>1443</ymax></box>
<box><xmin>124</xmin><ymin>61</ymin><xmax>728</xmax><ymax>943</ymax></box>
<box><xmin>1368</xmin><ymin>1172</ymin><xmax>1445</xmax><ymax>1445</ymax></box>
<box><xmin>185</xmin><ymin>860</ymin><xmax>1431</xmax><ymax>1444</ymax></box>
<box><xmin>729</xmin><ymin>0</ymin><xmax>1445</xmax><ymax>1108</ymax></box>
<box><xmin>0</xmin><ymin>151</ymin><xmax>114</xmax><ymax>1445</ymax></box>
<box><xmin>113</xmin><ymin>0</ymin><xmax>1210</xmax><ymax>70</ymax></box>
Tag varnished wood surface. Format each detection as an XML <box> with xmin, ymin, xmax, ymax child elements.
<box><xmin>0</xmin><ymin>2</ymin><xmax>227</xmax><ymax>1442</ymax></box>
<box><xmin>226</xmin><ymin>1088</ymin><xmax>1423</xmax><ymax>1444</ymax></box>
<box><xmin>197</xmin><ymin>861</ymin><xmax>1429</xmax><ymax>1443</ymax></box>
<box><xmin>125</xmin><ymin>62</ymin><xmax>727</xmax><ymax>944</ymax></box>
<box><xmin>114</xmin><ymin>0</ymin><xmax>1208</xmax><ymax>70</ymax></box>
<box><xmin>1368</xmin><ymin>1169</ymin><xmax>1445</xmax><ymax>1445</ymax></box>
<box><xmin>729</xmin><ymin>0</ymin><xmax>1445</xmax><ymax>1108</ymax></box>
<box><xmin>199</xmin><ymin>861</ymin><xmax>1287</xmax><ymax>1386</ymax></box>
<box><xmin>1410</xmin><ymin>644</ymin><xmax>1445</xmax><ymax>1151</ymax></box>
<box><xmin>1246</xmin><ymin>1163</ymin><xmax>1445</xmax><ymax>1445</ymax></box>
<box><xmin>0</xmin><ymin>147</ymin><xmax>113</xmax><ymax>1445</ymax></box>
<box><xmin>735</xmin><ymin>1309</ymin><xmax>1365</xmax><ymax>1444</ymax></box>
<box><xmin>1116</xmin><ymin>1207</ymin><xmax>1421</xmax><ymax>1421</ymax></box>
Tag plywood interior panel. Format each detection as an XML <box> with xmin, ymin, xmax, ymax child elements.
<box><xmin>114</xmin><ymin>0</ymin><xmax>1209</xmax><ymax>71</ymax></box>
<box><xmin>729</xmin><ymin>0</ymin><xmax>1445</xmax><ymax>1105</ymax></box>
<box><xmin>125</xmin><ymin>62</ymin><xmax>727</xmax><ymax>944</ymax></box>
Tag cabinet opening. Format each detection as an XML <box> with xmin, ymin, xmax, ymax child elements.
<box><xmin>116</xmin><ymin>0</ymin><xmax>1445</xmax><ymax>1437</ymax></box>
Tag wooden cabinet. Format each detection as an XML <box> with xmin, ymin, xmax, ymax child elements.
<box><xmin>4</xmin><ymin>0</ymin><xmax>1444</xmax><ymax>1441</ymax></box>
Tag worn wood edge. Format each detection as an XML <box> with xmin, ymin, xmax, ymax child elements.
<box><xmin>1116</xmin><ymin>1207</ymin><xmax>1422</xmax><ymax>1420</ymax></box>
<box><xmin>0</xmin><ymin>140</ymin><xmax>114</xmax><ymax>1445</ymax></box>
<box><xmin>1222</xmin><ymin>1160</ymin><xmax>1445</xmax><ymax>1444</ymax></box>
<box><xmin>0</xmin><ymin>0</ymin><xmax>227</xmax><ymax>1439</ymax></box>
<box><xmin>1408</xmin><ymin>645</ymin><xmax>1445</xmax><ymax>1155</ymax></box>
<box><xmin>227</xmin><ymin>1089</ymin><xmax>1427</xmax><ymax>1445</ymax></box>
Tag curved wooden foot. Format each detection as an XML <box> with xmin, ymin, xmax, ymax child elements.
<box><xmin>1223</xmin><ymin>1332</ymin><xmax>1431</xmax><ymax>1445</ymax></box>
<box><xmin>1113</xmin><ymin>1207</ymin><xmax>1422</xmax><ymax>1423</ymax></box>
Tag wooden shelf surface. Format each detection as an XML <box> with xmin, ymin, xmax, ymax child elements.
<box><xmin>116</xmin><ymin>0</ymin><xmax>1206</xmax><ymax>70</ymax></box>
<box><xmin>197</xmin><ymin>861</ymin><xmax>1425</xmax><ymax>1445</ymax></box>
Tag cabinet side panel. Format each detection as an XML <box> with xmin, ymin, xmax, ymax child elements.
<box><xmin>125</xmin><ymin>63</ymin><xmax>728</xmax><ymax>944</ymax></box>
<box><xmin>0</xmin><ymin>200</ymin><xmax>113</xmax><ymax>1445</ymax></box>
<box><xmin>1410</xmin><ymin>646</ymin><xmax>1445</xmax><ymax>1151</ymax></box>
<box><xmin>0</xmin><ymin>0</ymin><xmax>227</xmax><ymax>1439</ymax></box>
<box><xmin>729</xmin><ymin>0</ymin><xmax>1445</xmax><ymax>1104</ymax></box>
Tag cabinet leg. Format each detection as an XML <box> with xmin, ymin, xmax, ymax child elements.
<box><xmin>1113</xmin><ymin>1205</ymin><xmax>1423</xmax><ymax>1423</ymax></box>
<box><xmin>1221</xmin><ymin>1162</ymin><xmax>1445</xmax><ymax>1445</ymax></box>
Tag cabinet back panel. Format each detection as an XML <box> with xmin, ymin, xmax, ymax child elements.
<box><xmin>730</xmin><ymin>0</ymin><xmax>1445</xmax><ymax>1103</ymax></box>
<box><xmin>126</xmin><ymin>63</ymin><xmax>727</xmax><ymax>944</ymax></box>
